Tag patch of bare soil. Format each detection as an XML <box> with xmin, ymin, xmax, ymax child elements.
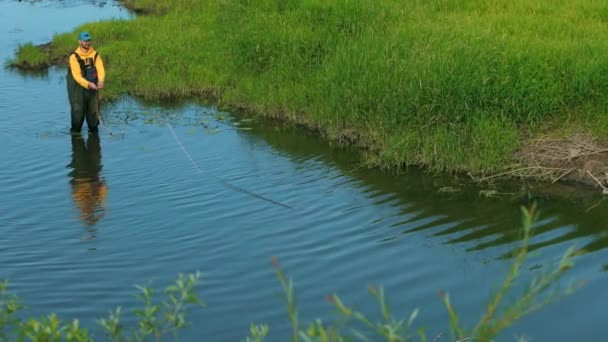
<box><xmin>479</xmin><ymin>133</ymin><xmax>608</xmax><ymax>192</ymax></box>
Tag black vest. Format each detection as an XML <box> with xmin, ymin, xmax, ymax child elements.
<box><xmin>71</xmin><ymin>52</ymin><xmax>99</xmax><ymax>83</ymax></box>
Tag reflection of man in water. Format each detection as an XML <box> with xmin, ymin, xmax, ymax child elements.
<box><xmin>68</xmin><ymin>132</ymin><xmax>107</xmax><ymax>226</ymax></box>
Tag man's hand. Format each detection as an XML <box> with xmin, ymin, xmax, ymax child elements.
<box><xmin>97</xmin><ymin>81</ymin><xmax>104</xmax><ymax>90</ymax></box>
<box><xmin>88</xmin><ymin>82</ymin><xmax>98</xmax><ymax>90</ymax></box>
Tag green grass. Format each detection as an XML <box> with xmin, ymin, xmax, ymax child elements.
<box><xmin>10</xmin><ymin>43</ymin><xmax>47</xmax><ymax>69</ymax></box>
<box><xmin>12</xmin><ymin>0</ymin><xmax>608</xmax><ymax>174</ymax></box>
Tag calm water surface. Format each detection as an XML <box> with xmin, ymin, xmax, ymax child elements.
<box><xmin>1</xmin><ymin>1</ymin><xmax>607</xmax><ymax>340</ymax></box>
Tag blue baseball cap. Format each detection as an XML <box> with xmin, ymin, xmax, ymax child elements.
<box><xmin>78</xmin><ymin>31</ymin><xmax>91</xmax><ymax>41</ymax></box>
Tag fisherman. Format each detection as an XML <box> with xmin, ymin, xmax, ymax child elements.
<box><xmin>67</xmin><ymin>31</ymin><xmax>105</xmax><ymax>133</ymax></box>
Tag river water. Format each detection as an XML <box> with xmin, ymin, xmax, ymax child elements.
<box><xmin>1</xmin><ymin>1</ymin><xmax>607</xmax><ymax>340</ymax></box>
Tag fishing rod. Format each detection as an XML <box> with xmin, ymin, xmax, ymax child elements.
<box><xmin>96</xmin><ymin>89</ymin><xmax>111</xmax><ymax>135</ymax></box>
<box><xmin>167</xmin><ymin>123</ymin><xmax>292</xmax><ymax>209</ymax></box>
<box><xmin>95</xmin><ymin>89</ymin><xmax>126</xmax><ymax>138</ymax></box>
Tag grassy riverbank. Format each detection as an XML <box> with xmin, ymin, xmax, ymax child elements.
<box><xmin>11</xmin><ymin>0</ymin><xmax>608</xmax><ymax>181</ymax></box>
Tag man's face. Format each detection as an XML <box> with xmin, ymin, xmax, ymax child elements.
<box><xmin>79</xmin><ymin>39</ymin><xmax>91</xmax><ymax>50</ymax></box>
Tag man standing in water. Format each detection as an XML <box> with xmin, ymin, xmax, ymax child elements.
<box><xmin>67</xmin><ymin>31</ymin><xmax>105</xmax><ymax>133</ymax></box>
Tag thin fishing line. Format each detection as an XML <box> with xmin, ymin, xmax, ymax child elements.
<box><xmin>167</xmin><ymin>123</ymin><xmax>292</xmax><ymax>209</ymax></box>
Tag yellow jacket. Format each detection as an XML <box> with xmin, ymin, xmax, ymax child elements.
<box><xmin>72</xmin><ymin>180</ymin><xmax>108</xmax><ymax>226</ymax></box>
<box><xmin>69</xmin><ymin>46</ymin><xmax>106</xmax><ymax>89</ymax></box>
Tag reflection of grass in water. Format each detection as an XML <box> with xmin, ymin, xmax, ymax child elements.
<box><xmin>203</xmin><ymin>128</ymin><xmax>220</xmax><ymax>135</ymax></box>
<box><xmin>108</xmin><ymin>104</ymin><xmax>255</xmax><ymax>135</ymax></box>
<box><xmin>96</xmin><ymin>98</ymin><xmax>259</xmax><ymax>141</ymax></box>
<box><xmin>185</xmin><ymin>128</ymin><xmax>197</xmax><ymax>135</ymax></box>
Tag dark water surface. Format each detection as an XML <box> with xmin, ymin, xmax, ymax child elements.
<box><xmin>1</xmin><ymin>1</ymin><xmax>607</xmax><ymax>340</ymax></box>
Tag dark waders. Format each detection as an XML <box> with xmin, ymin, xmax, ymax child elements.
<box><xmin>67</xmin><ymin>73</ymin><xmax>99</xmax><ymax>132</ymax></box>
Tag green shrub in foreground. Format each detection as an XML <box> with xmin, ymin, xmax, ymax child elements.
<box><xmin>261</xmin><ymin>205</ymin><xmax>581</xmax><ymax>342</ymax></box>
<box><xmin>0</xmin><ymin>273</ymin><xmax>204</xmax><ymax>342</ymax></box>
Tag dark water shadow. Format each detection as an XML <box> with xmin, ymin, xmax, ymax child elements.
<box><xmin>4</xmin><ymin>63</ymin><xmax>50</xmax><ymax>79</ymax></box>
<box><xmin>227</xmin><ymin>110</ymin><xmax>608</xmax><ymax>268</ymax></box>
